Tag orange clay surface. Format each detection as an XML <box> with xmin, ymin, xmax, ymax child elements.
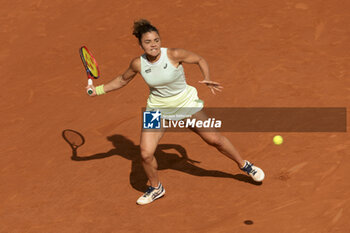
<box><xmin>1</xmin><ymin>0</ymin><xmax>349</xmax><ymax>232</ymax></box>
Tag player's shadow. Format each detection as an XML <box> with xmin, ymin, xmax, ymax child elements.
<box><xmin>64</xmin><ymin>133</ymin><xmax>261</xmax><ymax>191</ymax></box>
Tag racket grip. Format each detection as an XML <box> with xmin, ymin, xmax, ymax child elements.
<box><xmin>87</xmin><ymin>79</ymin><xmax>93</xmax><ymax>95</ymax></box>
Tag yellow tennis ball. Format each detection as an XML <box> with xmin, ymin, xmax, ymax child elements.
<box><xmin>273</xmin><ymin>135</ymin><xmax>283</xmax><ymax>145</ymax></box>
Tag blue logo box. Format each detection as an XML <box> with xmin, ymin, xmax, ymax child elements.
<box><xmin>143</xmin><ymin>110</ymin><xmax>161</xmax><ymax>129</ymax></box>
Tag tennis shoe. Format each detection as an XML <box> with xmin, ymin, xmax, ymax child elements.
<box><xmin>241</xmin><ymin>160</ymin><xmax>265</xmax><ymax>182</ymax></box>
<box><xmin>136</xmin><ymin>183</ymin><xmax>165</xmax><ymax>205</ymax></box>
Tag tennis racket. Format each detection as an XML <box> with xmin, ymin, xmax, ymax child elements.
<box><xmin>79</xmin><ymin>46</ymin><xmax>100</xmax><ymax>95</ymax></box>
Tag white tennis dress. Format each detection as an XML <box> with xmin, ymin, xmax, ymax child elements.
<box><xmin>140</xmin><ymin>48</ymin><xmax>203</xmax><ymax>120</ymax></box>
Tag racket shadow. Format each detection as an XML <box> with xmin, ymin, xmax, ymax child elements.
<box><xmin>62</xmin><ymin>129</ymin><xmax>85</xmax><ymax>157</ymax></box>
<box><xmin>62</xmin><ymin>131</ymin><xmax>261</xmax><ymax>192</ymax></box>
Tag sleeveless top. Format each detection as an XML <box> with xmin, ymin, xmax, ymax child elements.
<box><xmin>140</xmin><ymin>48</ymin><xmax>187</xmax><ymax>97</ymax></box>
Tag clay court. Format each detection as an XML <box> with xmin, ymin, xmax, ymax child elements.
<box><xmin>1</xmin><ymin>0</ymin><xmax>349</xmax><ymax>232</ymax></box>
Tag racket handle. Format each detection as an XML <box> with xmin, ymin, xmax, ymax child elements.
<box><xmin>87</xmin><ymin>79</ymin><xmax>93</xmax><ymax>95</ymax></box>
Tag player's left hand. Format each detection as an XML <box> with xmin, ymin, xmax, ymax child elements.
<box><xmin>199</xmin><ymin>80</ymin><xmax>223</xmax><ymax>95</ymax></box>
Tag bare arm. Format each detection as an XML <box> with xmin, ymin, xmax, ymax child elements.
<box><xmin>87</xmin><ymin>57</ymin><xmax>140</xmax><ymax>96</ymax></box>
<box><xmin>104</xmin><ymin>58</ymin><xmax>140</xmax><ymax>92</ymax></box>
<box><xmin>168</xmin><ymin>48</ymin><xmax>210</xmax><ymax>81</ymax></box>
<box><xmin>168</xmin><ymin>48</ymin><xmax>222</xmax><ymax>94</ymax></box>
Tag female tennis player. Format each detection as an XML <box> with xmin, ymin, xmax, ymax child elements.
<box><xmin>87</xmin><ymin>19</ymin><xmax>265</xmax><ymax>205</ymax></box>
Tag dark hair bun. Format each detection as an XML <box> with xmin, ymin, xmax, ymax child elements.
<box><xmin>132</xmin><ymin>19</ymin><xmax>159</xmax><ymax>42</ymax></box>
<box><xmin>133</xmin><ymin>19</ymin><xmax>151</xmax><ymax>35</ymax></box>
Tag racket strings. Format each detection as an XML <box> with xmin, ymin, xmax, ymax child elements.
<box><xmin>81</xmin><ymin>47</ymin><xmax>99</xmax><ymax>78</ymax></box>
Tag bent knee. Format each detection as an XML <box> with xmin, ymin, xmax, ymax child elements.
<box><xmin>205</xmin><ymin>134</ymin><xmax>225</xmax><ymax>147</ymax></box>
<box><xmin>140</xmin><ymin>147</ymin><xmax>155</xmax><ymax>162</ymax></box>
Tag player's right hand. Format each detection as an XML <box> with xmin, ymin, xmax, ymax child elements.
<box><xmin>86</xmin><ymin>84</ymin><xmax>96</xmax><ymax>96</ymax></box>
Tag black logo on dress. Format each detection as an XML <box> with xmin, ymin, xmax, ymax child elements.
<box><xmin>145</xmin><ymin>68</ymin><xmax>152</xmax><ymax>73</ymax></box>
<box><xmin>163</xmin><ymin>63</ymin><xmax>167</xmax><ymax>69</ymax></box>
